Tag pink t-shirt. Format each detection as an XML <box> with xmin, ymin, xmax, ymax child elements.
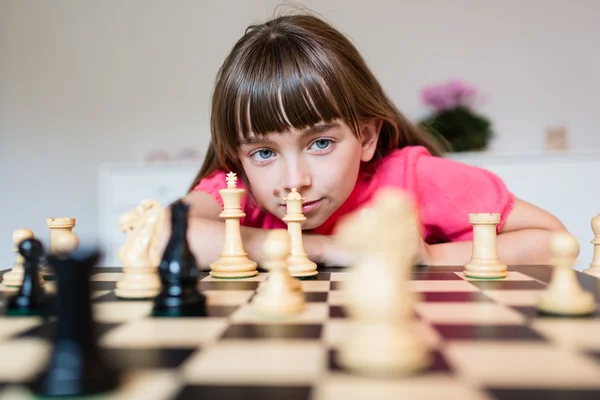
<box><xmin>192</xmin><ymin>146</ymin><xmax>515</xmax><ymax>243</ymax></box>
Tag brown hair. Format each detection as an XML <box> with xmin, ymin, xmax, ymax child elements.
<box><xmin>188</xmin><ymin>12</ymin><xmax>445</xmax><ymax>192</ymax></box>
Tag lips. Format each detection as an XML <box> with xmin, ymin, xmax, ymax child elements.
<box><xmin>280</xmin><ymin>198</ymin><xmax>324</xmax><ymax>215</ymax></box>
<box><xmin>301</xmin><ymin>198</ymin><xmax>323</xmax><ymax>214</ymax></box>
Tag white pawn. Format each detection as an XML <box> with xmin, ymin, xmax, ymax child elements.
<box><xmin>538</xmin><ymin>232</ymin><xmax>596</xmax><ymax>316</ymax></box>
<box><xmin>252</xmin><ymin>229</ymin><xmax>304</xmax><ymax>317</ymax></box>
<box><xmin>53</xmin><ymin>230</ymin><xmax>79</xmax><ymax>255</ymax></box>
<box><xmin>3</xmin><ymin>228</ymin><xmax>36</xmax><ymax>287</ymax></box>
<box><xmin>583</xmin><ymin>213</ymin><xmax>600</xmax><ymax>278</ymax></box>
<box><xmin>463</xmin><ymin>213</ymin><xmax>507</xmax><ymax>279</ymax></box>
<box><xmin>283</xmin><ymin>188</ymin><xmax>317</xmax><ymax>277</ymax></box>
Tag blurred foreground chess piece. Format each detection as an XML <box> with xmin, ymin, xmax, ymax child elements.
<box><xmin>44</xmin><ymin>217</ymin><xmax>78</xmax><ymax>280</ymax></box>
<box><xmin>3</xmin><ymin>228</ymin><xmax>35</xmax><ymax>287</ymax></box>
<box><xmin>152</xmin><ymin>199</ymin><xmax>206</xmax><ymax>317</ymax></box>
<box><xmin>253</xmin><ymin>229</ymin><xmax>304</xmax><ymax>317</ymax></box>
<box><xmin>538</xmin><ymin>232</ymin><xmax>596</xmax><ymax>316</ymax></box>
<box><xmin>463</xmin><ymin>213</ymin><xmax>507</xmax><ymax>279</ymax></box>
<box><xmin>116</xmin><ymin>199</ymin><xmax>164</xmax><ymax>299</ymax></box>
<box><xmin>545</xmin><ymin>125</ymin><xmax>569</xmax><ymax>151</ymax></box>
<box><xmin>284</xmin><ymin>188</ymin><xmax>317</xmax><ymax>277</ymax></box>
<box><xmin>210</xmin><ymin>172</ymin><xmax>258</xmax><ymax>278</ymax></box>
<box><xmin>334</xmin><ymin>188</ymin><xmax>431</xmax><ymax>377</ymax></box>
<box><xmin>5</xmin><ymin>238</ymin><xmax>46</xmax><ymax>316</ymax></box>
<box><xmin>28</xmin><ymin>247</ymin><xmax>121</xmax><ymax>397</ymax></box>
<box><xmin>583</xmin><ymin>213</ymin><xmax>600</xmax><ymax>278</ymax></box>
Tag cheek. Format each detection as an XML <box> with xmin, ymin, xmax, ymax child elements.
<box><xmin>241</xmin><ymin>161</ymin><xmax>278</xmax><ymax>201</ymax></box>
<box><xmin>319</xmin><ymin>145</ymin><xmax>362</xmax><ymax>194</ymax></box>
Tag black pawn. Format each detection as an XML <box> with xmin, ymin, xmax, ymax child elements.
<box><xmin>152</xmin><ymin>199</ymin><xmax>206</xmax><ymax>317</ymax></box>
<box><xmin>6</xmin><ymin>238</ymin><xmax>46</xmax><ymax>316</ymax></box>
<box><xmin>27</xmin><ymin>248</ymin><xmax>120</xmax><ymax>397</ymax></box>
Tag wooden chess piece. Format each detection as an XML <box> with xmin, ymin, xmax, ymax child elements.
<box><xmin>583</xmin><ymin>212</ymin><xmax>600</xmax><ymax>278</ymax></box>
<box><xmin>5</xmin><ymin>238</ymin><xmax>47</xmax><ymax>316</ymax></box>
<box><xmin>53</xmin><ymin>231</ymin><xmax>79</xmax><ymax>255</ymax></box>
<box><xmin>253</xmin><ymin>229</ymin><xmax>304</xmax><ymax>317</ymax></box>
<box><xmin>3</xmin><ymin>228</ymin><xmax>35</xmax><ymax>287</ymax></box>
<box><xmin>334</xmin><ymin>188</ymin><xmax>430</xmax><ymax>377</ymax></box>
<box><xmin>538</xmin><ymin>232</ymin><xmax>596</xmax><ymax>316</ymax></box>
<box><xmin>44</xmin><ymin>217</ymin><xmax>78</xmax><ymax>280</ymax></box>
<box><xmin>152</xmin><ymin>199</ymin><xmax>207</xmax><ymax>317</ymax></box>
<box><xmin>115</xmin><ymin>199</ymin><xmax>163</xmax><ymax>299</ymax></box>
<box><xmin>210</xmin><ymin>172</ymin><xmax>258</xmax><ymax>278</ymax></box>
<box><xmin>283</xmin><ymin>188</ymin><xmax>317</xmax><ymax>277</ymax></box>
<box><xmin>47</xmin><ymin>217</ymin><xmax>78</xmax><ymax>254</ymax></box>
<box><xmin>463</xmin><ymin>213</ymin><xmax>507</xmax><ymax>279</ymax></box>
<box><xmin>28</xmin><ymin>247</ymin><xmax>120</xmax><ymax>396</ymax></box>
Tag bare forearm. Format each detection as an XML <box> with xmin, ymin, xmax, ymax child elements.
<box><xmin>186</xmin><ymin>218</ymin><xmax>269</xmax><ymax>269</ymax></box>
<box><xmin>158</xmin><ymin>215</ymin><xmax>326</xmax><ymax>269</ymax></box>
<box><xmin>426</xmin><ymin>228</ymin><xmax>570</xmax><ymax>266</ymax></box>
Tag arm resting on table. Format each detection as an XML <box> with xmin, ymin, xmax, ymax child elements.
<box><xmin>425</xmin><ymin>198</ymin><xmax>571</xmax><ymax>266</ymax></box>
<box><xmin>157</xmin><ymin>200</ymin><xmax>328</xmax><ymax>269</ymax></box>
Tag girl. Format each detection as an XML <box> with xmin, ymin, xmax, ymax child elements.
<box><xmin>175</xmin><ymin>13</ymin><xmax>568</xmax><ymax>268</ymax></box>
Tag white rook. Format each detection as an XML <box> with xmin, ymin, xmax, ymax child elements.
<box><xmin>463</xmin><ymin>213</ymin><xmax>507</xmax><ymax>279</ymax></box>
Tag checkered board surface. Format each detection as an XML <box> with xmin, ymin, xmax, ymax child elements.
<box><xmin>1</xmin><ymin>265</ymin><xmax>600</xmax><ymax>400</ymax></box>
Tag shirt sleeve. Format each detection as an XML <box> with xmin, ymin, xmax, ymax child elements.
<box><xmin>190</xmin><ymin>170</ymin><xmax>283</xmax><ymax>230</ymax></box>
<box><xmin>410</xmin><ymin>148</ymin><xmax>515</xmax><ymax>243</ymax></box>
<box><xmin>191</xmin><ymin>170</ymin><xmax>229</xmax><ymax>208</ymax></box>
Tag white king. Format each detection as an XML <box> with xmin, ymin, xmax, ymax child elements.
<box><xmin>210</xmin><ymin>172</ymin><xmax>258</xmax><ymax>278</ymax></box>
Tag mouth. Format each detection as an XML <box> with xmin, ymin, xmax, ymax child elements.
<box><xmin>301</xmin><ymin>198</ymin><xmax>323</xmax><ymax>214</ymax></box>
<box><xmin>280</xmin><ymin>198</ymin><xmax>324</xmax><ymax>215</ymax></box>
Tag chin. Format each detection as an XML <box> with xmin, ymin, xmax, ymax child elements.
<box><xmin>300</xmin><ymin>215</ymin><xmax>327</xmax><ymax>231</ymax></box>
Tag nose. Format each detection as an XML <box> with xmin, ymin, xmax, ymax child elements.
<box><xmin>283</xmin><ymin>158</ymin><xmax>312</xmax><ymax>194</ymax></box>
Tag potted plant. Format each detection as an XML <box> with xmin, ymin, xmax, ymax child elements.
<box><xmin>418</xmin><ymin>79</ymin><xmax>493</xmax><ymax>152</ymax></box>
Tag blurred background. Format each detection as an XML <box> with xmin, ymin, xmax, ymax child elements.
<box><xmin>1</xmin><ymin>0</ymin><xmax>599</xmax><ymax>269</ymax></box>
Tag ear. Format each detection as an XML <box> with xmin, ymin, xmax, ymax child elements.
<box><xmin>359</xmin><ymin>119</ymin><xmax>383</xmax><ymax>162</ymax></box>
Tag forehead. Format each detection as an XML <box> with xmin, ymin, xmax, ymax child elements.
<box><xmin>238</xmin><ymin>121</ymin><xmax>343</xmax><ymax>145</ymax></box>
<box><xmin>233</xmin><ymin>64</ymin><xmax>346</xmax><ymax>144</ymax></box>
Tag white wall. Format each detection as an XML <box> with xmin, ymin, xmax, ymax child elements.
<box><xmin>1</xmin><ymin>0</ymin><xmax>599</xmax><ymax>266</ymax></box>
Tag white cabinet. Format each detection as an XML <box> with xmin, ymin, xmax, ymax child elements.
<box><xmin>98</xmin><ymin>151</ymin><xmax>600</xmax><ymax>270</ymax></box>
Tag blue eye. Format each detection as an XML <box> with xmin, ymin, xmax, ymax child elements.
<box><xmin>251</xmin><ymin>149</ymin><xmax>274</xmax><ymax>161</ymax></box>
<box><xmin>311</xmin><ymin>139</ymin><xmax>332</xmax><ymax>150</ymax></box>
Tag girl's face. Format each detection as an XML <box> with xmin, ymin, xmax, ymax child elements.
<box><xmin>238</xmin><ymin>119</ymin><xmax>380</xmax><ymax>230</ymax></box>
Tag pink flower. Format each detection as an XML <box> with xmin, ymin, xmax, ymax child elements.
<box><xmin>421</xmin><ymin>79</ymin><xmax>482</xmax><ymax>112</ymax></box>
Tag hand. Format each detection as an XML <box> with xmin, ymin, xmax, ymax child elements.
<box><xmin>417</xmin><ymin>238</ymin><xmax>431</xmax><ymax>265</ymax></box>
<box><xmin>303</xmin><ymin>233</ymin><xmax>355</xmax><ymax>267</ymax></box>
<box><xmin>320</xmin><ymin>237</ymin><xmax>355</xmax><ymax>267</ymax></box>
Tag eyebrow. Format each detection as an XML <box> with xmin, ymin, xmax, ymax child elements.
<box><xmin>239</xmin><ymin>122</ymin><xmax>340</xmax><ymax>146</ymax></box>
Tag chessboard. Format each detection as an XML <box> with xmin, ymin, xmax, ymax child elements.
<box><xmin>1</xmin><ymin>264</ymin><xmax>600</xmax><ymax>400</ymax></box>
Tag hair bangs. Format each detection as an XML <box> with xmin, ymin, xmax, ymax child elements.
<box><xmin>234</xmin><ymin>48</ymin><xmax>349</xmax><ymax>141</ymax></box>
<box><xmin>190</xmin><ymin>14</ymin><xmax>445</xmax><ymax>193</ymax></box>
